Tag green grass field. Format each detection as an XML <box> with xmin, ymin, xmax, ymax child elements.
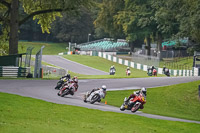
<box><xmin>160</xmin><ymin>57</ymin><xmax>193</xmax><ymax>70</ymax></box>
<box><xmin>0</xmin><ymin>92</ymin><xmax>199</xmax><ymax>133</ymax></box>
<box><xmin>18</xmin><ymin>41</ymin><xmax>68</xmax><ymax>55</ymax></box>
<box><xmin>101</xmin><ymin>80</ymin><xmax>200</xmax><ymax>121</ymax></box>
<box><xmin>63</xmin><ymin>55</ymin><xmax>164</xmax><ymax>79</ymax></box>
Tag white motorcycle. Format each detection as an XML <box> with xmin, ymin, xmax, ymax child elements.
<box><xmin>83</xmin><ymin>89</ymin><xmax>105</xmax><ymax>104</ymax></box>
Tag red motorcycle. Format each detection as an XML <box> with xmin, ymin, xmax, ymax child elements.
<box><xmin>57</xmin><ymin>83</ymin><xmax>75</xmax><ymax>97</ymax></box>
<box><xmin>153</xmin><ymin>69</ymin><xmax>157</xmax><ymax>76</ymax></box>
<box><xmin>120</xmin><ymin>93</ymin><xmax>146</xmax><ymax>113</ymax></box>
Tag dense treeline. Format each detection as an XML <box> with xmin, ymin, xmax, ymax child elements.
<box><xmin>0</xmin><ymin>0</ymin><xmax>200</xmax><ymax>55</ymax></box>
<box><xmin>94</xmin><ymin>0</ymin><xmax>200</xmax><ymax>53</ymax></box>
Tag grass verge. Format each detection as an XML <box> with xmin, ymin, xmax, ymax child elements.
<box><xmin>63</xmin><ymin>55</ymin><xmax>164</xmax><ymax>79</ymax></box>
<box><xmin>18</xmin><ymin>41</ymin><xmax>68</xmax><ymax>55</ymax></box>
<box><xmin>0</xmin><ymin>92</ymin><xmax>199</xmax><ymax>133</ymax></box>
<box><xmin>101</xmin><ymin>80</ymin><xmax>200</xmax><ymax>121</ymax></box>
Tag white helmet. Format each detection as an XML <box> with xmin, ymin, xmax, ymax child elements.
<box><xmin>102</xmin><ymin>85</ymin><xmax>107</xmax><ymax>91</ymax></box>
<box><xmin>141</xmin><ymin>87</ymin><xmax>147</xmax><ymax>94</ymax></box>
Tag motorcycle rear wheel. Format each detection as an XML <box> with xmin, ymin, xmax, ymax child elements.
<box><xmin>90</xmin><ymin>94</ymin><xmax>100</xmax><ymax>104</ymax></box>
<box><xmin>131</xmin><ymin>103</ymin><xmax>141</xmax><ymax>113</ymax></box>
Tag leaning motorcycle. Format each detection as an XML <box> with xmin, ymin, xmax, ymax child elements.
<box><xmin>164</xmin><ymin>69</ymin><xmax>170</xmax><ymax>77</ymax></box>
<box><xmin>57</xmin><ymin>83</ymin><xmax>74</xmax><ymax>97</ymax></box>
<box><xmin>55</xmin><ymin>77</ymin><xmax>69</xmax><ymax>90</ymax></box>
<box><xmin>83</xmin><ymin>89</ymin><xmax>105</xmax><ymax>104</ymax></box>
<box><xmin>120</xmin><ymin>93</ymin><xmax>146</xmax><ymax>113</ymax></box>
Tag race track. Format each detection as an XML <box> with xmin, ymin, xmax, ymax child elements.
<box><xmin>0</xmin><ymin>77</ymin><xmax>200</xmax><ymax>124</ymax></box>
<box><xmin>42</xmin><ymin>55</ymin><xmax>108</xmax><ymax>75</ymax></box>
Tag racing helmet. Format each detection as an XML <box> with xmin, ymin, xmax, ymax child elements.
<box><xmin>73</xmin><ymin>76</ymin><xmax>78</xmax><ymax>83</ymax></box>
<box><xmin>102</xmin><ymin>85</ymin><xmax>107</xmax><ymax>91</ymax></box>
<box><xmin>66</xmin><ymin>73</ymin><xmax>71</xmax><ymax>79</ymax></box>
<box><xmin>141</xmin><ymin>87</ymin><xmax>147</xmax><ymax>95</ymax></box>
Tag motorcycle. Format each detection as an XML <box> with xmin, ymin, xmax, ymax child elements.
<box><xmin>147</xmin><ymin>68</ymin><xmax>152</xmax><ymax>76</ymax></box>
<box><xmin>110</xmin><ymin>69</ymin><xmax>115</xmax><ymax>75</ymax></box>
<box><xmin>152</xmin><ymin>69</ymin><xmax>157</xmax><ymax>76</ymax></box>
<box><xmin>55</xmin><ymin>77</ymin><xmax>69</xmax><ymax>90</ymax></box>
<box><xmin>83</xmin><ymin>89</ymin><xmax>105</xmax><ymax>104</ymax></box>
<box><xmin>164</xmin><ymin>69</ymin><xmax>170</xmax><ymax>77</ymax></box>
<box><xmin>120</xmin><ymin>93</ymin><xmax>146</xmax><ymax>113</ymax></box>
<box><xmin>57</xmin><ymin>83</ymin><xmax>74</xmax><ymax>97</ymax></box>
<box><xmin>126</xmin><ymin>69</ymin><xmax>131</xmax><ymax>76</ymax></box>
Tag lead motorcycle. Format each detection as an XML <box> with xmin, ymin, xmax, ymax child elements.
<box><xmin>83</xmin><ymin>89</ymin><xmax>105</xmax><ymax>104</ymax></box>
<box><xmin>120</xmin><ymin>93</ymin><xmax>146</xmax><ymax>113</ymax></box>
<box><xmin>55</xmin><ymin>77</ymin><xmax>69</xmax><ymax>90</ymax></box>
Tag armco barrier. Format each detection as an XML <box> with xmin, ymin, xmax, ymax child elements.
<box><xmin>0</xmin><ymin>66</ymin><xmax>30</xmax><ymax>77</ymax></box>
<box><xmin>98</xmin><ymin>52</ymin><xmax>199</xmax><ymax>76</ymax></box>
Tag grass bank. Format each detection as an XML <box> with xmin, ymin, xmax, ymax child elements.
<box><xmin>102</xmin><ymin>80</ymin><xmax>200</xmax><ymax>121</ymax></box>
<box><xmin>63</xmin><ymin>55</ymin><xmax>164</xmax><ymax>79</ymax></box>
<box><xmin>18</xmin><ymin>41</ymin><xmax>68</xmax><ymax>55</ymax></box>
<box><xmin>0</xmin><ymin>92</ymin><xmax>199</xmax><ymax>133</ymax></box>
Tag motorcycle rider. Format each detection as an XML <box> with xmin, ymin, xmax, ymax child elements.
<box><xmin>110</xmin><ymin>65</ymin><xmax>116</xmax><ymax>75</ymax></box>
<box><xmin>62</xmin><ymin>73</ymin><xmax>71</xmax><ymax>79</ymax></box>
<box><xmin>163</xmin><ymin>66</ymin><xmax>169</xmax><ymax>74</ymax></box>
<box><xmin>88</xmin><ymin>85</ymin><xmax>107</xmax><ymax>100</ymax></box>
<box><xmin>125</xmin><ymin>87</ymin><xmax>147</xmax><ymax>109</ymax></box>
<box><xmin>68</xmin><ymin>76</ymin><xmax>79</xmax><ymax>95</ymax></box>
<box><xmin>151</xmin><ymin>65</ymin><xmax>155</xmax><ymax>71</ymax></box>
<box><xmin>126</xmin><ymin>67</ymin><xmax>131</xmax><ymax>76</ymax></box>
<box><xmin>55</xmin><ymin>74</ymin><xmax>71</xmax><ymax>90</ymax></box>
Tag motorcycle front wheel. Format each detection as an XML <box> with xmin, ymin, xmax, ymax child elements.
<box><xmin>60</xmin><ymin>89</ymin><xmax>70</xmax><ymax>97</ymax></box>
<box><xmin>90</xmin><ymin>94</ymin><xmax>100</xmax><ymax>104</ymax></box>
<box><xmin>120</xmin><ymin>104</ymin><xmax>126</xmax><ymax>111</ymax></box>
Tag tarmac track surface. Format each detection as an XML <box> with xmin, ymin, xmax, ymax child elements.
<box><xmin>42</xmin><ymin>55</ymin><xmax>108</xmax><ymax>75</ymax></box>
<box><xmin>0</xmin><ymin>77</ymin><xmax>200</xmax><ymax>124</ymax></box>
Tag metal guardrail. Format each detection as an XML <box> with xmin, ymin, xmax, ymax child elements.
<box><xmin>0</xmin><ymin>66</ymin><xmax>30</xmax><ymax>77</ymax></box>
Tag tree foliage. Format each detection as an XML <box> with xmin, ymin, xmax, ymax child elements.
<box><xmin>94</xmin><ymin>0</ymin><xmax>200</xmax><ymax>52</ymax></box>
<box><xmin>94</xmin><ymin>0</ymin><xmax>125</xmax><ymax>39</ymax></box>
<box><xmin>51</xmin><ymin>7</ymin><xmax>94</xmax><ymax>43</ymax></box>
<box><xmin>0</xmin><ymin>0</ymin><xmax>93</xmax><ymax>55</ymax></box>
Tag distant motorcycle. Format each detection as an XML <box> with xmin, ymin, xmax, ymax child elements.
<box><xmin>164</xmin><ymin>68</ymin><xmax>170</xmax><ymax>77</ymax></box>
<box><xmin>55</xmin><ymin>77</ymin><xmax>69</xmax><ymax>90</ymax></box>
<box><xmin>126</xmin><ymin>69</ymin><xmax>131</xmax><ymax>76</ymax></box>
<box><xmin>147</xmin><ymin>68</ymin><xmax>152</xmax><ymax>76</ymax></box>
<box><xmin>120</xmin><ymin>93</ymin><xmax>146</xmax><ymax>113</ymax></box>
<box><xmin>83</xmin><ymin>89</ymin><xmax>105</xmax><ymax>104</ymax></box>
<box><xmin>152</xmin><ymin>69</ymin><xmax>157</xmax><ymax>76</ymax></box>
<box><xmin>57</xmin><ymin>83</ymin><xmax>74</xmax><ymax>97</ymax></box>
<box><xmin>110</xmin><ymin>69</ymin><xmax>115</xmax><ymax>75</ymax></box>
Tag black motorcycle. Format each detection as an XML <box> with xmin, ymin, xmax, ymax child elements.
<box><xmin>55</xmin><ymin>77</ymin><xmax>69</xmax><ymax>90</ymax></box>
<box><xmin>163</xmin><ymin>68</ymin><xmax>170</xmax><ymax>77</ymax></box>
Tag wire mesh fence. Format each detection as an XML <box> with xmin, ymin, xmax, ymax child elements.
<box><xmin>132</xmin><ymin>53</ymin><xmax>160</xmax><ymax>67</ymax></box>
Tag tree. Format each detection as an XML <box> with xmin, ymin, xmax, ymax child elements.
<box><xmin>177</xmin><ymin>0</ymin><xmax>200</xmax><ymax>50</ymax></box>
<box><xmin>0</xmin><ymin>0</ymin><xmax>92</xmax><ymax>55</ymax></box>
<box><xmin>94</xmin><ymin>0</ymin><xmax>125</xmax><ymax>39</ymax></box>
<box><xmin>114</xmin><ymin>0</ymin><xmax>158</xmax><ymax>55</ymax></box>
<box><xmin>152</xmin><ymin>0</ymin><xmax>200</xmax><ymax>51</ymax></box>
<box><xmin>51</xmin><ymin>7</ymin><xmax>94</xmax><ymax>43</ymax></box>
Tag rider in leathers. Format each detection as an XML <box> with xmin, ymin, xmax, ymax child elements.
<box><xmin>87</xmin><ymin>85</ymin><xmax>107</xmax><ymax>101</ymax></box>
<box><xmin>69</xmin><ymin>76</ymin><xmax>78</xmax><ymax>95</ymax></box>
<box><xmin>125</xmin><ymin>87</ymin><xmax>147</xmax><ymax>109</ymax></box>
